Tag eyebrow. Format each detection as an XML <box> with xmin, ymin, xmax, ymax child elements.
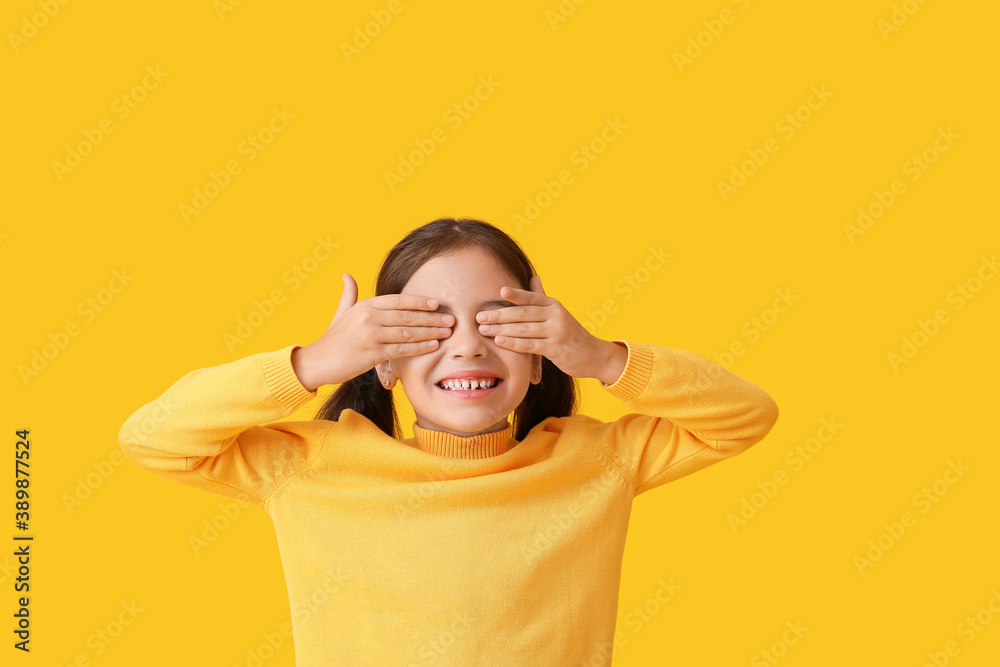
<box><xmin>432</xmin><ymin>299</ymin><xmax>516</xmax><ymax>313</ymax></box>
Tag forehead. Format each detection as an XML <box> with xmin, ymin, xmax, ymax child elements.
<box><xmin>401</xmin><ymin>246</ymin><xmax>518</xmax><ymax>307</ymax></box>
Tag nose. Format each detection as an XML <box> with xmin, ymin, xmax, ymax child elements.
<box><xmin>444</xmin><ymin>312</ymin><xmax>491</xmax><ymax>357</ymax></box>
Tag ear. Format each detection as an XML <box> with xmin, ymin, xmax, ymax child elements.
<box><xmin>530</xmin><ymin>353</ymin><xmax>542</xmax><ymax>384</ymax></box>
<box><xmin>375</xmin><ymin>360</ymin><xmax>395</xmax><ymax>389</ymax></box>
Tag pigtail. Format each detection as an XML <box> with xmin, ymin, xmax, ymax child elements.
<box><xmin>314</xmin><ymin>368</ymin><xmax>402</xmax><ymax>440</ymax></box>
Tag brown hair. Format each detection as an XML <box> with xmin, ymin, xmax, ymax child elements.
<box><xmin>313</xmin><ymin>217</ymin><xmax>579</xmax><ymax>441</ymax></box>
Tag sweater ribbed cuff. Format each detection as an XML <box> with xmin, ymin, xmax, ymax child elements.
<box><xmin>262</xmin><ymin>344</ymin><xmax>318</xmax><ymax>412</ymax></box>
<box><xmin>601</xmin><ymin>339</ymin><xmax>654</xmax><ymax>403</ymax></box>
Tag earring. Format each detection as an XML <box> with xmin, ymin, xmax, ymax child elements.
<box><xmin>534</xmin><ymin>373</ymin><xmax>540</xmax><ymax>380</ymax></box>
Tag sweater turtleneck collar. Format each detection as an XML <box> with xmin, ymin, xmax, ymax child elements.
<box><xmin>409</xmin><ymin>420</ymin><xmax>515</xmax><ymax>459</ymax></box>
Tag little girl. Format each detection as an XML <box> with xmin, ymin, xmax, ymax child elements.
<box><xmin>119</xmin><ymin>217</ymin><xmax>779</xmax><ymax>666</ymax></box>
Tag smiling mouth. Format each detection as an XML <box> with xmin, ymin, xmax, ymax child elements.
<box><xmin>435</xmin><ymin>379</ymin><xmax>503</xmax><ymax>397</ymax></box>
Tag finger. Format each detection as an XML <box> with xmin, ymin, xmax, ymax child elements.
<box><xmin>329</xmin><ymin>273</ymin><xmax>358</xmax><ymax>329</ymax></box>
<box><xmin>383</xmin><ymin>339</ymin><xmax>443</xmax><ymax>358</ymax></box>
<box><xmin>498</xmin><ymin>285</ymin><xmax>545</xmax><ymax>304</ymax></box>
<box><xmin>529</xmin><ymin>275</ymin><xmax>545</xmax><ymax>296</ymax></box>
<box><xmin>479</xmin><ymin>320</ymin><xmax>546</xmax><ymax>339</ymax></box>
<box><xmin>370</xmin><ymin>293</ymin><xmax>441</xmax><ymax>312</ymax></box>
<box><xmin>478</xmin><ymin>303</ymin><xmax>546</xmax><ymax>324</ymax></box>
<box><xmin>378</xmin><ymin>323</ymin><xmax>453</xmax><ymax>345</ymax></box>
<box><xmin>385</xmin><ymin>309</ymin><xmax>455</xmax><ymax>328</ymax></box>
<box><xmin>492</xmin><ymin>335</ymin><xmax>540</xmax><ymax>353</ymax></box>
<box><xmin>370</xmin><ymin>293</ymin><xmax>454</xmax><ymax>327</ymax></box>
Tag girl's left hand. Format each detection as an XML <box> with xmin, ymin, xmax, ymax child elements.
<box><xmin>476</xmin><ymin>275</ymin><xmax>617</xmax><ymax>381</ymax></box>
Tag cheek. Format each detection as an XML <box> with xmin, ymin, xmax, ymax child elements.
<box><xmin>394</xmin><ymin>359</ymin><xmax>428</xmax><ymax>387</ymax></box>
<box><xmin>496</xmin><ymin>352</ymin><xmax>531</xmax><ymax>382</ymax></box>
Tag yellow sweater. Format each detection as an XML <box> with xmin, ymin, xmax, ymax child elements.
<box><xmin>119</xmin><ymin>339</ymin><xmax>778</xmax><ymax>665</ymax></box>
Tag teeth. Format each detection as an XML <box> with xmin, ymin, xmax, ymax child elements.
<box><xmin>439</xmin><ymin>378</ymin><xmax>497</xmax><ymax>390</ymax></box>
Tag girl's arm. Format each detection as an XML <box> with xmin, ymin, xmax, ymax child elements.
<box><xmin>118</xmin><ymin>345</ymin><xmax>331</xmax><ymax>507</ymax></box>
<box><xmin>581</xmin><ymin>339</ymin><xmax>779</xmax><ymax>496</ymax></box>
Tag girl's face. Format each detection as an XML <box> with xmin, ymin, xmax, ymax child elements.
<box><xmin>377</xmin><ymin>246</ymin><xmax>541</xmax><ymax>438</ymax></box>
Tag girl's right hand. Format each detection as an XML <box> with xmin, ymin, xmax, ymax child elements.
<box><xmin>290</xmin><ymin>273</ymin><xmax>455</xmax><ymax>391</ymax></box>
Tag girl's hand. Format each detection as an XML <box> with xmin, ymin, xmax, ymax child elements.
<box><xmin>477</xmin><ymin>276</ymin><xmax>627</xmax><ymax>385</ymax></box>
<box><xmin>291</xmin><ymin>273</ymin><xmax>455</xmax><ymax>391</ymax></box>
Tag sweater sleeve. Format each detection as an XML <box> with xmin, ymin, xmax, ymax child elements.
<box><xmin>588</xmin><ymin>339</ymin><xmax>779</xmax><ymax>497</ymax></box>
<box><xmin>117</xmin><ymin>344</ymin><xmax>333</xmax><ymax>508</ymax></box>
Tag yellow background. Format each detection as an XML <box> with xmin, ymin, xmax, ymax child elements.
<box><xmin>4</xmin><ymin>0</ymin><xmax>999</xmax><ymax>665</ymax></box>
